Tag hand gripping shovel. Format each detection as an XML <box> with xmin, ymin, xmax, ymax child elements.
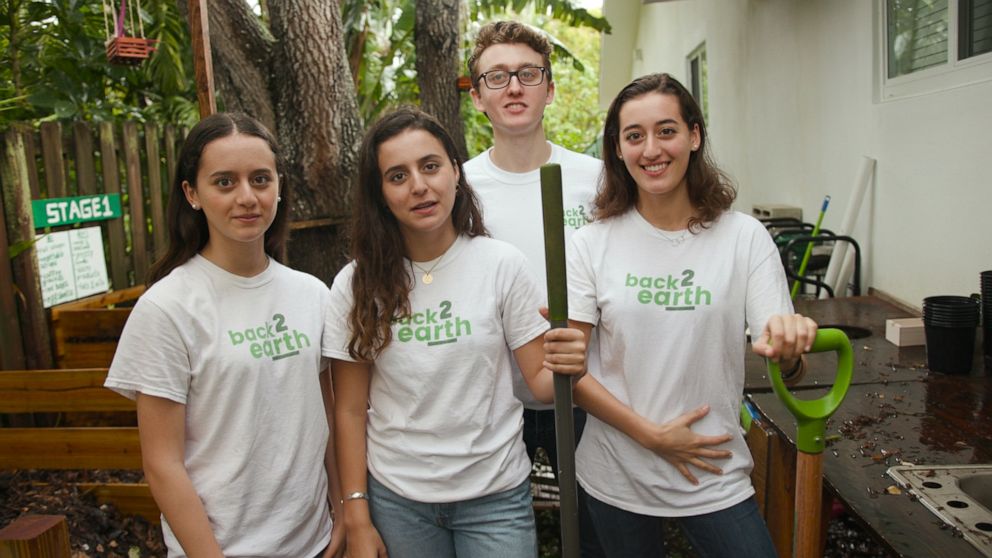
<box><xmin>540</xmin><ymin>164</ymin><xmax>580</xmax><ymax>558</ymax></box>
<box><xmin>766</xmin><ymin>328</ymin><xmax>853</xmax><ymax>558</ymax></box>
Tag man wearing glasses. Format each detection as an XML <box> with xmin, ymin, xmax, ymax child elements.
<box><xmin>465</xmin><ymin>20</ymin><xmax>605</xmax><ymax>557</ymax></box>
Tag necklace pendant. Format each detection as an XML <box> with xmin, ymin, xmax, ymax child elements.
<box><xmin>422</xmin><ymin>273</ymin><xmax>434</xmax><ymax>285</ymax></box>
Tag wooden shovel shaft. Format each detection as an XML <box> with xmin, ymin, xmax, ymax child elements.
<box><xmin>541</xmin><ymin>164</ymin><xmax>579</xmax><ymax>558</ymax></box>
<box><xmin>795</xmin><ymin>451</ymin><xmax>824</xmax><ymax>558</ymax></box>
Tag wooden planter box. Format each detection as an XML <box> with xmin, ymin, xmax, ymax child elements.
<box><xmin>49</xmin><ymin>286</ymin><xmax>144</xmax><ymax>369</ymax></box>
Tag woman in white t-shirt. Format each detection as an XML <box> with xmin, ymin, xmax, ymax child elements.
<box><xmin>566</xmin><ymin>73</ymin><xmax>818</xmax><ymax>558</ymax></box>
<box><xmin>325</xmin><ymin>107</ymin><xmax>587</xmax><ymax>558</ymax></box>
<box><xmin>104</xmin><ymin>113</ymin><xmax>343</xmax><ymax>558</ymax></box>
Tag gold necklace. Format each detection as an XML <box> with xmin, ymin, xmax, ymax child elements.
<box><xmin>410</xmin><ymin>252</ymin><xmax>445</xmax><ymax>284</ymax></box>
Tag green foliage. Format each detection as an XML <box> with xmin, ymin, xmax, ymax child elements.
<box><xmin>462</xmin><ymin>5</ymin><xmax>607</xmax><ymax>156</ymax></box>
<box><xmin>344</xmin><ymin>0</ymin><xmax>608</xmax><ymax>154</ymax></box>
<box><xmin>0</xmin><ymin>0</ymin><xmax>197</xmax><ymax>128</ymax></box>
<box><xmin>342</xmin><ymin>0</ymin><xmax>421</xmax><ymax>124</ymax></box>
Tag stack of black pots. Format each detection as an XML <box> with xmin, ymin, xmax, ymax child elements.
<box><xmin>922</xmin><ymin>295</ymin><xmax>980</xmax><ymax>374</ymax></box>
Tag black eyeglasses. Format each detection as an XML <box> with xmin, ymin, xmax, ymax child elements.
<box><xmin>477</xmin><ymin>67</ymin><xmax>547</xmax><ymax>89</ymax></box>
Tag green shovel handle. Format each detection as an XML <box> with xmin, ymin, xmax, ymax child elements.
<box><xmin>767</xmin><ymin>328</ymin><xmax>853</xmax><ymax>454</ymax></box>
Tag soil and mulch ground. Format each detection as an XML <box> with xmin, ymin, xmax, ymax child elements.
<box><xmin>2</xmin><ymin>469</ymin><xmax>892</xmax><ymax>558</ymax></box>
<box><xmin>0</xmin><ymin>470</ymin><xmax>164</xmax><ymax>558</ymax></box>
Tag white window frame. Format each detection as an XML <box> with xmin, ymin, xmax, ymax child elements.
<box><xmin>876</xmin><ymin>0</ymin><xmax>992</xmax><ymax>101</ymax></box>
<box><xmin>686</xmin><ymin>42</ymin><xmax>708</xmax><ymax>122</ymax></box>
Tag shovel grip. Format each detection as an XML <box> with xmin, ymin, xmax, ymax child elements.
<box><xmin>767</xmin><ymin>328</ymin><xmax>853</xmax><ymax>454</ymax></box>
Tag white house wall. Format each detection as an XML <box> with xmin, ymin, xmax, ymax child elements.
<box><xmin>601</xmin><ymin>0</ymin><xmax>992</xmax><ymax>308</ymax></box>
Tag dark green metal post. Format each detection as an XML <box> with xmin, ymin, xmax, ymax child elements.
<box><xmin>540</xmin><ymin>164</ymin><xmax>579</xmax><ymax>558</ymax></box>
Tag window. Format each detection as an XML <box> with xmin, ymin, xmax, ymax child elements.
<box><xmin>686</xmin><ymin>43</ymin><xmax>708</xmax><ymax>122</ymax></box>
<box><xmin>880</xmin><ymin>0</ymin><xmax>992</xmax><ymax>98</ymax></box>
<box><xmin>960</xmin><ymin>0</ymin><xmax>992</xmax><ymax>59</ymax></box>
<box><xmin>887</xmin><ymin>0</ymin><xmax>948</xmax><ymax>78</ymax></box>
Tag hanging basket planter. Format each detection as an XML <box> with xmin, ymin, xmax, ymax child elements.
<box><xmin>102</xmin><ymin>0</ymin><xmax>157</xmax><ymax>65</ymax></box>
<box><xmin>106</xmin><ymin>36</ymin><xmax>158</xmax><ymax>65</ymax></box>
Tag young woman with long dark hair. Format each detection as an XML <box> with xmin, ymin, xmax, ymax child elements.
<box><xmin>105</xmin><ymin>113</ymin><xmax>343</xmax><ymax>558</ymax></box>
<box><xmin>567</xmin><ymin>74</ymin><xmax>818</xmax><ymax>558</ymax></box>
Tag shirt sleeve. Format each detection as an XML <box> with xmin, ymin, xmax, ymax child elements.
<box><xmin>566</xmin><ymin>229</ymin><xmax>600</xmax><ymax>326</ymax></box>
<box><xmin>498</xmin><ymin>249</ymin><xmax>549</xmax><ymax>351</ymax></box>
<box><xmin>322</xmin><ymin>264</ymin><xmax>358</xmax><ymax>362</ymax></box>
<box><xmin>104</xmin><ymin>297</ymin><xmax>191</xmax><ymax>404</ymax></box>
<box><xmin>744</xmin><ymin>222</ymin><xmax>794</xmax><ymax>339</ymax></box>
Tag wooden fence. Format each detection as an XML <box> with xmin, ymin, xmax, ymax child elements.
<box><xmin>0</xmin><ymin>120</ymin><xmax>184</xmax><ymax>371</ymax></box>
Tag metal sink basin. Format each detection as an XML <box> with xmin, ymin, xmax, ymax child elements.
<box><xmin>888</xmin><ymin>465</ymin><xmax>992</xmax><ymax>557</ymax></box>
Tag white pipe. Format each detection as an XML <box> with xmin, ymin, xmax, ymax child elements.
<box><xmin>820</xmin><ymin>156</ymin><xmax>875</xmax><ymax>298</ymax></box>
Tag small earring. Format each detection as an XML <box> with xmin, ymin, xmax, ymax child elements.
<box><xmin>191</xmin><ymin>203</ymin><xmax>198</xmax><ymax>210</ymax></box>
<box><xmin>277</xmin><ymin>196</ymin><xmax>282</xmax><ymax>202</ymax></box>
<box><xmin>618</xmin><ymin>154</ymin><xmax>623</xmax><ymax>160</ymax></box>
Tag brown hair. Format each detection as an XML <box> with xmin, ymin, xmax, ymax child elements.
<box><xmin>595</xmin><ymin>73</ymin><xmax>735</xmax><ymax>231</ymax></box>
<box><xmin>348</xmin><ymin>107</ymin><xmax>487</xmax><ymax>361</ymax></box>
<box><xmin>148</xmin><ymin>112</ymin><xmax>288</xmax><ymax>285</ymax></box>
<box><xmin>467</xmin><ymin>20</ymin><xmax>554</xmax><ymax>85</ymax></box>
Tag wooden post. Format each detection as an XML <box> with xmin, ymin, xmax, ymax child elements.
<box><xmin>122</xmin><ymin>122</ymin><xmax>148</xmax><ymax>283</ymax></box>
<box><xmin>72</xmin><ymin>122</ymin><xmax>97</xmax><ymax>196</ymax></box>
<box><xmin>164</xmin><ymin>125</ymin><xmax>178</xmax><ymax>192</ymax></box>
<box><xmin>99</xmin><ymin>122</ymin><xmax>129</xmax><ymax>289</ymax></box>
<box><xmin>39</xmin><ymin>122</ymin><xmax>67</xmax><ymax>199</ymax></box>
<box><xmin>189</xmin><ymin>0</ymin><xmax>216</xmax><ymax>118</ymax></box>
<box><xmin>145</xmin><ymin>123</ymin><xmax>166</xmax><ymax>258</ymax></box>
<box><xmin>1</xmin><ymin>129</ymin><xmax>52</xmax><ymax>370</ymax></box>
<box><xmin>0</xmin><ymin>515</ymin><xmax>71</xmax><ymax>558</ymax></box>
<box><xmin>0</xmin><ymin>184</ymin><xmax>27</xmax><ymax>370</ymax></box>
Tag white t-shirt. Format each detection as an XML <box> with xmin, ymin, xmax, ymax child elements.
<box><xmin>465</xmin><ymin>142</ymin><xmax>602</xmax><ymax>409</ymax></box>
<box><xmin>567</xmin><ymin>210</ymin><xmax>793</xmax><ymax>516</ymax></box>
<box><xmin>105</xmin><ymin>256</ymin><xmax>332</xmax><ymax>558</ymax></box>
<box><xmin>323</xmin><ymin>235</ymin><xmax>547</xmax><ymax>503</ymax></box>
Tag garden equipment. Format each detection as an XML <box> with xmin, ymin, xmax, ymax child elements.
<box><xmin>790</xmin><ymin>196</ymin><xmax>830</xmax><ymax>300</ymax></box>
<box><xmin>540</xmin><ymin>164</ymin><xmax>579</xmax><ymax>558</ymax></box>
<box><xmin>767</xmin><ymin>328</ymin><xmax>853</xmax><ymax>558</ymax></box>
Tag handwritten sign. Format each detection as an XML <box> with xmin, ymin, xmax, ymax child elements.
<box><xmin>36</xmin><ymin>227</ymin><xmax>110</xmax><ymax>307</ymax></box>
<box><xmin>32</xmin><ymin>193</ymin><xmax>122</xmax><ymax>228</ymax></box>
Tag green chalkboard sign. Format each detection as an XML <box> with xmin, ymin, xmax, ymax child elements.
<box><xmin>32</xmin><ymin>193</ymin><xmax>122</xmax><ymax>228</ymax></box>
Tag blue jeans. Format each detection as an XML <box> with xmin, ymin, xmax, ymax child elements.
<box><xmin>524</xmin><ymin>408</ymin><xmax>605</xmax><ymax>558</ymax></box>
<box><xmin>368</xmin><ymin>475</ymin><xmax>538</xmax><ymax>558</ymax></box>
<box><xmin>583</xmin><ymin>487</ymin><xmax>776</xmax><ymax>558</ymax></box>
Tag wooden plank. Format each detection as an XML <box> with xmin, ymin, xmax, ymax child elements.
<box><xmin>746</xmin><ymin>419</ymin><xmax>772</xmax><ymax>516</ymax></box>
<box><xmin>0</xmin><ymin>427</ymin><xmax>142</xmax><ymax>469</ymax></box>
<box><xmin>189</xmin><ymin>0</ymin><xmax>217</xmax><ymax>117</ymax></box>
<box><xmin>0</xmin><ymin>145</ymin><xmax>27</xmax><ymax>370</ymax></box>
<box><xmin>58</xmin><ymin>342</ymin><xmax>120</xmax><ymax>370</ymax></box>
<box><xmin>17</xmin><ymin>124</ymin><xmax>42</xmax><ymax>200</ymax></box>
<box><xmin>164</xmin><ymin>125</ymin><xmax>177</xmax><ymax>191</ymax></box>
<box><xmin>77</xmin><ymin>483</ymin><xmax>160</xmax><ymax>524</ymax></box>
<box><xmin>0</xmin><ymin>369</ymin><xmax>133</xmax><ymax>413</ymax></box>
<box><xmin>144</xmin><ymin>123</ymin><xmax>166</xmax><ymax>258</ymax></box>
<box><xmin>50</xmin><ymin>284</ymin><xmax>144</xmax><ymax>312</ymax></box>
<box><xmin>122</xmin><ymin>121</ymin><xmax>147</xmax><ymax>283</ymax></box>
<box><xmin>39</xmin><ymin>122</ymin><xmax>66</xmax><ymax>199</ymax></box>
<box><xmin>99</xmin><ymin>122</ymin><xmax>129</xmax><ymax>290</ymax></box>
<box><xmin>0</xmin><ymin>515</ymin><xmax>70</xmax><ymax>558</ymax></box>
<box><xmin>1</xmin><ymin>129</ymin><xmax>52</xmax><ymax>370</ymax></box>
<box><xmin>765</xmin><ymin>423</ymin><xmax>797</xmax><ymax>558</ymax></box>
<box><xmin>52</xmin><ymin>308</ymin><xmax>131</xmax><ymax>339</ymax></box>
<box><xmin>72</xmin><ymin>122</ymin><xmax>97</xmax><ymax>196</ymax></box>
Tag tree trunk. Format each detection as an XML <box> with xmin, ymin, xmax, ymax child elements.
<box><xmin>269</xmin><ymin>0</ymin><xmax>363</xmax><ymax>281</ymax></box>
<box><xmin>205</xmin><ymin>0</ymin><xmax>277</xmax><ymax>131</ymax></box>
<box><xmin>415</xmin><ymin>0</ymin><xmax>467</xmax><ymax>160</ymax></box>
<box><xmin>184</xmin><ymin>0</ymin><xmax>362</xmax><ymax>283</ymax></box>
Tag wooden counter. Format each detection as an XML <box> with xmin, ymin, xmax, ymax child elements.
<box><xmin>744</xmin><ymin>296</ymin><xmax>991</xmax><ymax>558</ymax></box>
